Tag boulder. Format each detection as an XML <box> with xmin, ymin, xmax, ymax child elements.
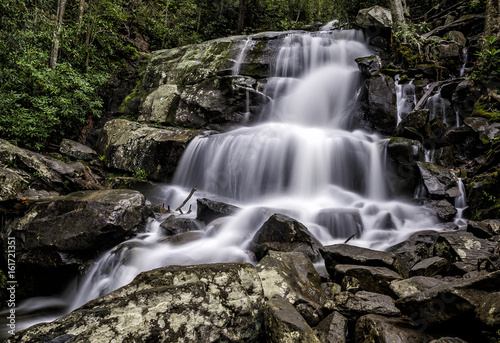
<box><xmin>96</xmin><ymin>119</ymin><xmax>204</xmax><ymax>181</ymax></box>
<box><xmin>444</xmin><ymin>31</ymin><xmax>467</xmax><ymax>47</ymax></box>
<box><xmin>433</xmin><ymin>231</ymin><xmax>498</xmax><ymax>274</ymax></box>
<box><xmin>251</xmin><ymin>214</ymin><xmax>322</xmax><ymax>261</ymax></box>
<box><xmin>355</xmin><ymin>55</ymin><xmax>383</xmax><ymax>77</ymax></box>
<box><xmin>264</xmin><ymin>296</ymin><xmax>321</xmax><ymax>343</ymax></box>
<box><xmin>467</xmin><ymin>219</ymin><xmax>500</xmax><ymax>238</ymax></box>
<box><xmin>390</xmin><ymin>276</ymin><xmax>451</xmax><ymax>299</ymax></box>
<box><xmin>256</xmin><ymin>251</ymin><xmax>327</xmax><ymax>324</ymax></box>
<box><xmin>320</xmin><ymin>244</ymin><xmax>405</xmax><ymax>277</ymax></box>
<box><xmin>422</xmin><ymin>199</ymin><xmax>458</xmax><ymax>222</ymax></box>
<box><xmin>394</xmin><ymin>109</ymin><xmax>430</xmax><ymax>141</ymax></box>
<box><xmin>396</xmin><ymin>271</ymin><xmax>500</xmax><ymax>329</ymax></box>
<box><xmin>0</xmin><ymin>167</ymin><xmax>26</xmax><ymax>201</ymax></box>
<box><xmin>385</xmin><ymin>137</ymin><xmax>424</xmax><ymax>198</ymax></box>
<box><xmin>314</xmin><ymin>209</ymin><xmax>364</xmax><ymax>239</ymax></box>
<box><xmin>354</xmin><ymin>314</ymin><xmax>433</xmax><ymax>343</ymax></box>
<box><xmin>355</xmin><ymin>6</ymin><xmax>392</xmax><ymax>29</ymax></box>
<box><xmin>331</xmin><ymin>291</ymin><xmax>401</xmax><ymax>320</ymax></box>
<box><xmin>409</xmin><ymin>256</ymin><xmax>450</xmax><ymax>277</ymax></box>
<box><xmin>196</xmin><ymin>198</ymin><xmax>241</xmax><ymax>223</ymax></box>
<box><xmin>9</xmin><ymin>263</ymin><xmax>265</xmax><ymax>343</ymax></box>
<box><xmin>475</xmin><ymin>292</ymin><xmax>500</xmax><ymax>328</ymax></box>
<box><xmin>356</xmin><ymin>74</ymin><xmax>397</xmax><ymax>134</ymax></box>
<box><xmin>466</xmin><ymin>167</ymin><xmax>500</xmax><ymax>220</ymax></box>
<box><xmin>313</xmin><ymin>311</ymin><xmax>348</xmax><ymax>343</ymax></box>
<box><xmin>333</xmin><ymin>264</ymin><xmax>403</xmax><ymax>296</ymax></box>
<box><xmin>464</xmin><ymin>117</ymin><xmax>500</xmax><ymax>145</ymax></box>
<box><xmin>160</xmin><ymin>216</ymin><xmax>205</xmax><ymax>236</ymax></box>
<box><xmin>416</xmin><ymin>162</ymin><xmax>461</xmax><ymax>198</ymax></box>
<box><xmin>1</xmin><ymin>190</ymin><xmax>150</xmax><ymax>297</ymax></box>
<box><xmin>59</xmin><ymin>139</ymin><xmax>97</xmax><ymax>161</ymax></box>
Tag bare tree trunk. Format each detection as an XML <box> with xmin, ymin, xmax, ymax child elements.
<box><xmin>49</xmin><ymin>0</ymin><xmax>68</xmax><ymax>70</ymax></box>
<box><xmin>237</xmin><ymin>0</ymin><xmax>246</xmax><ymax>33</ymax></box>
<box><xmin>161</xmin><ymin>0</ymin><xmax>171</xmax><ymax>47</ymax></box>
<box><xmin>483</xmin><ymin>0</ymin><xmax>500</xmax><ymax>50</ymax></box>
<box><xmin>77</xmin><ymin>0</ymin><xmax>85</xmax><ymax>30</ymax></box>
<box><xmin>390</xmin><ymin>0</ymin><xmax>406</xmax><ymax>26</ymax></box>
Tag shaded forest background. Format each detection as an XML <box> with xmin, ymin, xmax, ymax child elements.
<box><xmin>0</xmin><ymin>0</ymin><xmax>485</xmax><ymax>150</ymax></box>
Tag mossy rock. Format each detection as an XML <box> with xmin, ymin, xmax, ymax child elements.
<box><xmin>466</xmin><ymin>168</ymin><xmax>500</xmax><ymax>220</ymax></box>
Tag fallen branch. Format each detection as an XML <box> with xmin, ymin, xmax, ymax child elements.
<box><xmin>175</xmin><ymin>186</ymin><xmax>197</xmax><ymax>213</ymax></box>
<box><xmin>344</xmin><ymin>233</ymin><xmax>357</xmax><ymax>244</ymax></box>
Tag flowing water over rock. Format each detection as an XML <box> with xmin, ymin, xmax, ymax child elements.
<box><xmin>14</xmin><ymin>30</ymin><xmax>439</xmax><ymax>333</ymax></box>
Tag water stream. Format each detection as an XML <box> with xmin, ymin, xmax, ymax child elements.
<box><xmin>13</xmin><ymin>29</ymin><xmax>440</xmax><ymax>333</ymax></box>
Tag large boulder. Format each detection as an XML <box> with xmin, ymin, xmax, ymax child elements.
<box><xmin>9</xmin><ymin>263</ymin><xmax>265</xmax><ymax>343</ymax></box>
<box><xmin>333</xmin><ymin>264</ymin><xmax>403</xmax><ymax>296</ymax></box>
<box><xmin>416</xmin><ymin>162</ymin><xmax>461</xmax><ymax>199</ymax></box>
<box><xmin>355</xmin><ymin>6</ymin><xmax>392</xmax><ymax>29</ymax></box>
<box><xmin>1</xmin><ymin>189</ymin><xmax>150</xmax><ymax>297</ymax></box>
<box><xmin>96</xmin><ymin>119</ymin><xmax>204</xmax><ymax>181</ymax></box>
<box><xmin>330</xmin><ymin>291</ymin><xmax>401</xmax><ymax>320</ymax></box>
<box><xmin>251</xmin><ymin>214</ymin><xmax>323</xmax><ymax>261</ymax></box>
<box><xmin>196</xmin><ymin>198</ymin><xmax>241</xmax><ymax>223</ymax></box>
<box><xmin>59</xmin><ymin>139</ymin><xmax>98</xmax><ymax>162</ymax></box>
<box><xmin>313</xmin><ymin>311</ymin><xmax>348</xmax><ymax>343</ymax></box>
<box><xmin>121</xmin><ymin>34</ymin><xmax>285</xmax><ymax>129</ymax></box>
<box><xmin>354</xmin><ymin>314</ymin><xmax>433</xmax><ymax>343</ymax></box>
<box><xmin>356</xmin><ymin>73</ymin><xmax>397</xmax><ymax>134</ymax></box>
<box><xmin>385</xmin><ymin>137</ymin><xmax>424</xmax><ymax>198</ymax></box>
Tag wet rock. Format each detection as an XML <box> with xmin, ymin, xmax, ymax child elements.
<box><xmin>256</xmin><ymin>251</ymin><xmax>327</xmax><ymax>324</ymax></box>
<box><xmin>390</xmin><ymin>276</ymin><xmax>451</xmax><ymax>299</ymax></box>
<box><xmin>96</xmin><ymin>119</ymin><xmax>204</xmax><ymax>181</ymax></box>
<box><xmin>59</xmin><ymin>139</ymin><xmax>97</xmax><ymax>161</ymax></box>
<box><xmin>160</xmin><ymin>216</ymin><xmax>205</xmax><ymax>235</ymax></box>
<box><xmin>314</xmin><ymin>209</ymin><xmax>364</xmax><ymax>240</ymax></box>
<box><xmin>417</xmin><ymin>162</ymin><xmax>461</xmax><ymax>198</ymax></box>
<box><xmin>387</xmin><ymin>231</ymin><xmax>441</xmax><ymax>277</ymax></box>
<box><xmin>394</xmin><ymin>109</ymin><xmax>430</xmax><ymax>141</ymax></box>
<box><xmin>422</xmin><ymin>199</ymin><xmax>458</xmax><ymax>222</ymax></box>
<box><xmin>333</xmin><ymin>264</ymin><xmax>403</xmax><ymax>296</ymax></box>
<box><xmin>434</xmin><ymin>231</ymin><xmax>498</xmax><ymax>274</ymax></box>
<box><xmin>385</xmin><ymin>137</ymin><xmax>424</xmax><ymax>198</ymax></box>
<box><xmin>356</xmin><ymin>73</ymin><xmax>397</xmax><ymax>134</ymax></box>
<box><xmin>409</xmin><ymin>256</ymin><xmax>450</xmax><ymax>277</ymax></box>
<box><xmin>355</xmin><ymin>6</ymin><xmax>392</xmax><ymax>28</ymax></box>
<box><xmin>355</xmin><ymin>55</ymin><xmax>383</xmax><ymax>77</ymax></box>
<box><xmin>475</xmin><ymin>292</ymin><xmax>500</xmax><ymax>328</ymax></box>
<box><xmin>265</xmin><ymin>296</ymin><xmax>321</xmax><ymax>343</ymax></box>
<box><xmin>0</xmin><ymin>167</ymin><xmax>26</xmax><ymax>201</ymax></box>
<box><xmin>426</xmin><ymin>37</ymin><xmax>461</xmax><ymax>60</ymax></box>
<box><xmin>320</xmin><ymin>244</ymin><xmax>405</xmax><ymax>277</ymax></box>
<box><xmin>8</xmin><ymin>263</ymin><xmax>265</xmax><ymax>343</ymax></box>
<box><xmin>251</xmin><ymin>213</ymin><xmax>322</xmax><ymax>262</ymax></box>
<box><xmin>354</xmin><ymin>314</ymin><xmax>433</xmax><ymax>343</ymax></box>
<box><xmin>313</xmin><ymin>311</ymin><xmax>348</xmax><ymax>343</ymax></box>
<box><xmin>196</xmin><ymin>198</ymin><xmax>240</xmax><ymax>223</ymax></box>
<box><xmin>331</xmin><ymin>291</ymin><xmax>401</xmax><ymax>320</ymax></box>
<box><xmin>159</xmin><ymin>231</ymin><xmax>204</xmax><ymax>245</ymax></box>
<box><xmin>467</xmin><ymin>220</ymin><xmax>500</xmax><ymax>239</ymax></box>
<box><xmin>396</xmin><ymin>271</ymin><xmax>500</xmax><ymax>328</ymax></box>
<box><xmin>444</xmin><ymin>31</ymin><xmax>467</xmax><ymax>47</ymax></box>
<box><xmin>464</xmin><ymin>117</ymin><xmax>500</xmax><ymax>145</ymax></box>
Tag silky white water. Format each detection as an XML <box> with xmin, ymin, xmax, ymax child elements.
<box><xmin>14</xmin><ymin>30</ymin><xmax>440</xmax><ymax>332</ymax></box>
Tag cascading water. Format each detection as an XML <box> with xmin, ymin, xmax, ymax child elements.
<box><xmin>395</xmin><ymin>75</ymin><xmax>417</xmax><ymax>125</ymax></box>
<box><xmin>454</xmin><ymin>177</ymin><xmax>468</xmax><ymax>227</ymax></box>
<box><xmin>13</xmin><ymin>29</ymin><xmax>438</xmax><ymax>333</ymax></box>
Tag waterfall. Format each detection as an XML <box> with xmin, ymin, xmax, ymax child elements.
<box><xmin>454</xmin><ymin>177</ymin><xmax>468</xmax><ymax>227</ymax></box>
<box><xmin>14</xmin><ymin>30</ymin><xmax>438</xmax><ymax>331</ymax></box>
<box><xmin>460</xmin><ymin>48</ymin><xmax>468</xmax><ymax>77</ymax></box>
<box><xmin>395</xmin><ymin>75</ymin><xmax>417</xmax><ymax>124</ymax></box>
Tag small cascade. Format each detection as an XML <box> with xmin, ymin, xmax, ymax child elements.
<box><xmin>454</xmin><ymin>177</ymin><xmax>468</xmax><ymax>227</ymax></box>
<box><xmin>320</xmin><ymin>20</ymin><xmax>340</xmax><ymax>31</ymax></box>
<box><xmin>460</xmin><ymin>48</ymin><xmax>468</xmax><ymax>77</ymax></box>
<box><xmin>395</xmin><ymin>75</ymin><xmax>417</xmax><ymax>124</ymax></box>
<box><xmin>425</xmin><ymin>91</ymin><xmax>454</xmax><ymax>127</ymax></box>
<box><xmin>232</xmin><ymin>37</ymin><xmax>255</xmax><ymax>76</ymax></box>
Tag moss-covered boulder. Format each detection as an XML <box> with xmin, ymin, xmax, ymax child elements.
<box><xmin>466</xmin><ymin>167</ymin><xmax>500</xmax><ymax>220</ymax></box>
<box><xmin>96</xmin><ymin>119</ymin><xmax>204</xmax><ymax>181</ymax></box>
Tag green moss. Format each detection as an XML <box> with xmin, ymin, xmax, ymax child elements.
<box><xmin>472</xmin><ymin>100</ymin><xmax>500</xmax><ymax>122</ymax></box>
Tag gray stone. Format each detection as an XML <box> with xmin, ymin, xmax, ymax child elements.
<box><xmin>465</xmin><ymin>117</ymin><xmax>500</xmax><ymax>145</ymax></box>
<box><xmin>394</xmin><ymin>109</ymin><xmax>430</xmax><ymax>141</ymax></box>
<box><xmin>355</xmin><ymin>55</ymin><xmax>383</xmax><ymax>77</ymax></box>
<box><xmin>422</xmin><ymin>199</ymin><xmax>458</xmax><ymax>222</ymax></box>
<box><xmin>417</xmin><ymin>161</ymin><xmax>461</xmax><ymax>198</ymax></box>
<box><xmin>251</xmin><ymin>214</ymin><xmax>322</xmax><ymax>262</ymax></box>
<box><xmin>0</xmin><ymin>167</ymin><xmax>26</xmax><ymax>201</ymax></box>
<box><xmin>160</xmin><ymin>217</ymin><xmax>205</xmax><ymax>236</ymax></box>
<box><xmin>313</xmin><ymin>311</ymin><xmax>348</xmax><ymax>343</ymax></box>
<box><xmin>265</xmin><ymin>296</ymin><xmax>321</xmax><ymax>343</ymax></box>
<box><xmin>334</xmin><ymin>264</ymin><xmax>403</xmax><ymax>296</ymax></box>
<box><xmin>256</xmin><ymin>251</ymin><xmax>327</xmax><ymax>320</ymax></box>
<box><xmin>390</xmin><ymin>276</ymin><xmax>451</xmax><ymax>299</ymax></box>
<box><xmin>385</xmin><ymin>137</ymin><xmax>424</xmax><ymax>198</ymax></box>
<box><xmin>409</xmin><ymin>256</ymin><xmax>450</xmax><ymax>277</ymax></box>
<box><xmin>8</xmin><ymin>263</ymin><xmax>265</xmax><ymax>343</ymax></box>
<box><xmin>475</xmin><ymin>292</ymin><xmax>500</xmax><ymax>328</ymax></box>
<box><xmin>196</xmin><ymin>198</ymin><xmax>241</xmax><ymax>223</ymax></box>
<box><xmin>96</xmin><ymin>119</ymin><xmax>204</xmax><ymax>181</ymax></box>
<box><xmin>321</xmin><ymin>244</ymin><xmax>405</xmax><ymax>277</ymax></box>
<box><xmin>444</xmin><ymin>31</ymin><xmax>467</xmax><ymax>47</ymax></box>
<box><xmin>354</xmin><ymin>314</ymin><xmax>433</xmax><ymax>343</ymax></box>
<box><xmin>355</xmin><ymin>6</ymin><xmax>392</xmax><ymax>28</ymax></box>
<box><xmin>59</xmin><ymin>139</ymin><xmax>97</xmax><ymax>161</ymax></box>
<box><xmin>332</xmin><ymin>291</ymin><xmax>401</xmax><ymax>320</ymax></box>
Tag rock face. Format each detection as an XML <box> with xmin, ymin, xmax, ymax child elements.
<box><xmin>417</xmin><ymin>162</ymin><xmax>461</xmax><ymax>198</ymax></box>
<box><xmin>355</xmin><ymin>6</ymin><xmax>393</xmax><ymax>28</ymax></box>
<box><xmin>251</xmin><ymin>214</ymin><xmax>323</xmax><ymax>261</ymax></box>
<box><xmin>59</xmin><ymin>139</ymin><xmax>97</xmax><ymax>161</ymax></box>
<box><xmin>96</xmin><ymin>119</ymin><xmax>204</xmax><ymax>181</ymax></box>
<box><xmin>9</xmin><ymin>263</ymin><xmax>265</xmax><ymax>343</ymax></box>
<box><xmin>1</xmin><ymin>190</ymin><xmax>149</xmax><ymax>296</ymax></box>
<box><xmin>121</xmin><ymin>34</ymin><xmax>286</xmax><ymax>130</ymax></box>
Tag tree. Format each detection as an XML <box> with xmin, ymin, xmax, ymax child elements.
<box><xmin>238</xmin><ymin>0</ymin><xmax>246</xmax><ymax>33</ymax></box>
<box><xmin>49</xmin><ymin>0</ymin><xmax>68</xmax><ymax>70</ymax></box>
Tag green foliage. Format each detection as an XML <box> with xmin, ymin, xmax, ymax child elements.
<box><xmin>474</xmin><ymin>36</ymin><xmax>500</xmax><ymax>81</ymax></box>
<box><xmin>472</xmin><ymin>100</ymin><xmax>500</xmax><ymax>122</ymax></box>
<box><xmin>482</xmin><ymin>190</ymin><xmax>498</xmax><ymax>204</ymax></box>
<box><xmin>134</xmin><ymin>169</ymin><xmax>148</xmax><ymax>180</ymax></box>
